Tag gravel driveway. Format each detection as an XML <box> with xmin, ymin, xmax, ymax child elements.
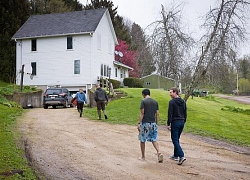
<box><xmin>18</xmin><ymin>107</ymin><xmax>250</xmax><ymax>180</ymax></box>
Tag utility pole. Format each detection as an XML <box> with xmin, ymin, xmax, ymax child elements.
<box><xmin>108</xmin><ymin>68</ymin><xmax>111</xmax><ymax>95</ymax></box>
<box><xmin>20</xmin><ymin>64</ymin><xmax>25</xmax><ymax>92</ymax></box>
<box><xmin>236</xmin><ymin>73</ymin><xmax>239</xmax><ymax>95</ymax></box>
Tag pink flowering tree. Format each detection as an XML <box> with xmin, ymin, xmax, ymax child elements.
<box><xmin>115</xmin><ymin>40</ymin><xmax>140</xmax><ymax>78</ymax></box>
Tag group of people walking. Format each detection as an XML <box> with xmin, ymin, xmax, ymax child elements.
<box><xmin>138</xmin><ymin>87</ymin><xmax>187</xmax><ymax>165</ymax></box>
<box><xmin>73</xmin><ymin>85</ymin><xmax>186</xmax><ymax>165</ymax></box>
<box><xmin>72</xmin><ymin>84</ymin><xmax>108</xmax><ymax>120</ymax></box>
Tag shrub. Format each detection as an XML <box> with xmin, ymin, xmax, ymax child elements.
<box><xmin>123</xmin><ymin>77</ymin><xmax>143</xmax><ymax>88</ymax></box>
<box><xmin>110</xmin><ymin>79</ymin><xmax>120</xmax><ymax>89</ymax></box>
<box><xmin>221</xmin><ymin>105</ymin><xmax>250</xmax><ymax>115</ymax></box>
<box><xmin>0</xmin><ymin>85</ymin><xmax>38</xmax><ymax>95</ymax></box>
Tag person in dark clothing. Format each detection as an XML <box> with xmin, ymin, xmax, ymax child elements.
<box><xmin>167</xmin><ymin>87</ymin><xmax>187</xmax><ymax>165</ymax></box>
<box><xmin>94</xmin><ymin>84</ymin><xmax>108</xmax><ymax>120</ymax></box>
<box><xmin>74</xmin><ymin>88</ymin><xmax>87</xmax><ymax>117</ymax></box>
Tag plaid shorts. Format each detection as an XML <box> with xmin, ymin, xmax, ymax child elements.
<box><xmin>138</xmin><ymin>122</ymin><xmax>158</xmax><ymax>143</ymax></box>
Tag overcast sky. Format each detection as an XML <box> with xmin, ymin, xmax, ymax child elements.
<box><xmin>79</xmin><ymin>0</ymin><xmax>250</xmax><ymax>57</ymax></box>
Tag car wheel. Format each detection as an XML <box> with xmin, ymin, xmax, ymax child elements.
<box><xmin>44</xmin><ymin>105</ymin><xmax>48</xmax><ymax>109</ymax></box>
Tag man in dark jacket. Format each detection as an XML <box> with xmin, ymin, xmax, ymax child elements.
<box><xmin>167</xmin><ymin>87</ymin><xmax>187</xmax><ymax>165</ymax></box>
<box><xmin>94</xmin><ymin>84</ymin><xmax>108</xmax><ymax>120</ymax></box>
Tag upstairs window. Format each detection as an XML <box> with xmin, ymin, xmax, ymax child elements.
<box><xmin>31</xmin><ymin>62</ymin><xmax>37</xmax><ymax>75</ymax></box>
<box><xmin>67</xmin><ymin>36</ymin><xmax>73</xmax><ymax>49</ymax></box>
<box><xmin>74</xmin><ymin>60</ymin><xmax>80</xmax><ymax>74</ymax></box>
<box><xmin>31</xmin><ymin>39</ymin><xmax>36</xmax><ymax>51</ymax></box>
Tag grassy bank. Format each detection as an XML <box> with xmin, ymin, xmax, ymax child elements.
<box><xmin>0</xmin><ymin>105</ymin><xmax>36</xmax><ymax>179</ymax></box>
<box><xmin>84</xmin><ymin>88</ymin><xmax>250</xmax><ymax>147</ymax></box>
<box><xmin>0</xmin><ymin>81</ymin><xmax>36</xmax><ymax>179</ymax></box>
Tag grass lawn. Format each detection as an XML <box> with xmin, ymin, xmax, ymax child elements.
<box><xmin>0</xmin><ymin>105</ymin><xmax>36</xmax><ymax>179</ymax></box>
<box><xmin>84</xmin><ymin>88</ymin><xmax>250</xmax><ymax>147</ymax></box>
<box><xmin>0</xmin><ymin>81</ymin><xmax>36</xmax><ymax>179</ymax></box>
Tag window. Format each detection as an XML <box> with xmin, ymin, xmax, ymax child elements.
<box><xmin>107</xmin><ymin>66</ymin><xmax>110</xmax><ymax>76</ymax></box>
<box><xmin>100</xmin><ymin>64</ymin><xmax>110</xmax><ymax>77</ymax></box>
<box><xmin>31</xmin><ymin>39</ymin><xmax>36</xmax><ymax>51</ymax></box>
<box><xmin>31</xmin><ymin>62</ymin><xmax>36</xmax><ymax>75</ymax></box>
<box><xmin>101</xmin><ymin>64</ymin><xmax>103</xmax><ymax>76</ymax></box>
<box><xmin>115</xmin><ymin>68</ymin><xmax>118</xmax><ymax>77</ymax></box>
<box><xmin>104</xmin><ymin>65</ymin><xmax>107</xmax><ymax>76</ymax></box>
<box><xmin>146</xmin><ymin>82</ymin><xmax>151</xmax><ymax>85</ymax></box>
<box><xmin>74</xmin><ymin>60</ymin><xmax>80</xmax><ymax>74</ymax></box>
<box><xmin>97</xmin><ymin>34</ymin><xmax>101</xmax><ymax>50</ymax></box>
<box><xmin>67</xmin><ymin>36</ymin><xmax>73</xmax><ymax>49</ymax></box>
<box><xmin>120</xmin><ymin>69</ymin><xmax>125</xmax><ymax>78</ymax></box>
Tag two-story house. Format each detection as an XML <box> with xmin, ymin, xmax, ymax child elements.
<box><xmin>12</xmin><ymin>8</ymin><xmax>133</xmax><ymax>96</ymax></box>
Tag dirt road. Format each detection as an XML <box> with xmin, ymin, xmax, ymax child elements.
<box><xmin>18</xmin><ymin>107</ymin><xmax>250</xmax><ymax>180</ymax></box>
<box><xmin>214</xmin><ymin>94</ymin><xmax>250</xmax><ymax>104</ymax></box>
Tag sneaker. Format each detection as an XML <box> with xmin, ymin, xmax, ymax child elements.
<box><xmin>158</xmin><ymin>153</ymin><xmax>163</xmax><ymax>163</ymax></box>
<box><xmin>104</xmin><ymin>115</ymin><xmax>108</xmax><ymax>119</ymax></box>
<box><xmin>177</xmin><ymin>157</ymin><xmax>186</xmax><ymax>165</ymax></box>
<box><xmin>169</xmin><ymin>155</ymin><xmax>179</xmax><ymax>161</ymax></box>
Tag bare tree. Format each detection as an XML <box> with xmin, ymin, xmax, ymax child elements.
<box><xmin>184</xmin><ymin>0</ymin><xmax>249</xmax><ymax>101</ymax></box>
<box><xmin>148</xmin><ymin>3</ymin><xmax>194</xmax><ymax>84</ymax></box>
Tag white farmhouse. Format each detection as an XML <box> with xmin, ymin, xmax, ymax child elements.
<box><xmin>12</xmin><ymin>9</ymin><xmax>133</xmax><ymax>95</ymax></box>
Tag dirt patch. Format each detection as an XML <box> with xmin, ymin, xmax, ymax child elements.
<box><xmin>18</xmin><ymin>107</ymin><xmax>250</xmax><ymax>180</ymax></box>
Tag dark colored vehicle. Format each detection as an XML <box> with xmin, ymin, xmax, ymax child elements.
<box><xmin>43</xmin><ymin>88</ymin><xmax>73</xmax><ymax>109</ymax></box>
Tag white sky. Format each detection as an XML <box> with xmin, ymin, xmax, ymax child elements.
<box><xmin>79</xmin><ymin>0</ymin><xmax>250</xmax><ymax>57</ymax></box>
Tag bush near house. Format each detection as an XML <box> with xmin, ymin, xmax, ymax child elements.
<box><xmin>123</xmin><ymin>77</ymin><xmax>143</xmax><ymax>88</ymax></box>
<box><xmin>0</xmin><ymin>85</ymin><xmax>37</xmax><ymax>96</ymax></box>
<box><xmin>110</xmin><ymin>79</ymin><xmax>120</xmax><ymax>89</ymax></box>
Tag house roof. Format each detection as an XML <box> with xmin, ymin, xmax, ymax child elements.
<box><xmin>113</xmin><ymin>61</ymin><xmax>134</xmax><ymax>70</ymax></box>
<box><xmin>140</xmin><ymin>72</ymin><xmax>175</xmax><ymax>81</ymax></box>
<box><xmin>12</xmin><ymin>8</ymin><xmax>111</xmax><ymax>39</ymax></box>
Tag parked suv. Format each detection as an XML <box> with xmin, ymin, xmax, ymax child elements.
<box><xmin>43</xmin><ymin>88</ymin><xmax>73</xmax><ymax>109</ymax></box>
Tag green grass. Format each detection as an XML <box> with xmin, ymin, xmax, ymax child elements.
<box><xmin>84</xmin><ymin>88</ymin><xmax>250</xmax><ymax>147</ymax></box>
<box><xmin>0</xmin><ymin>105</ymin><xmax>36</xmax><ymax>179</ymax></box>
<box><xmin>0</xmin><ymin>81</ymin><xmax>10</xmax><ymax>87</ymax></box>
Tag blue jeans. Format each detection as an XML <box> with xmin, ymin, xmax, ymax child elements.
<box><xmin>171</xmin><ymin>121</ymin><xmax>185</xmax><ymax>158</ymax></box>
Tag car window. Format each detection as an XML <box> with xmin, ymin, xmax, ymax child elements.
<box><xmin>46</xmin><ymin>89</ymin><xmax>62</xmax><ymax>94</ymax></box>
<box><xmin>63</xmin><ymin>89</ymin><xmax>68</xmax><ymax>93</ymax></box>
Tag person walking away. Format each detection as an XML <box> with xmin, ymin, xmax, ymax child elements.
<box><xmin>167</xmin><ymin>87</ymin><xmax>187</xmax><ymax>165</ymax></box>
<box><xmin>94</xmin><ymin>84</ymin><xmax>108</xmax><ymax>120</ymax></box>
<box><xmin>137</xmin><ymin>89</ymin><xmax>163</xmax><ymax>163</ymax></box>
<box><xmin>75</xmin><ymin>88</ymin><xmax>87</xmax><ymax>117</ymax></box>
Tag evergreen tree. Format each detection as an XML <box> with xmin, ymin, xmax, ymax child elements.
<box><xmin>0</xmin><ymin>0</ymin><xmax>30</xmax><ymax>83</ymax></box>
<box><xmin>30</xmin><ymin>0</ymin><xmax>83</xmax><ymax>14</ymax></box>
<box><xmin>63</xmin><ymin>0</ymin><xmax>83</xmax><ymax>11</ymax></box>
